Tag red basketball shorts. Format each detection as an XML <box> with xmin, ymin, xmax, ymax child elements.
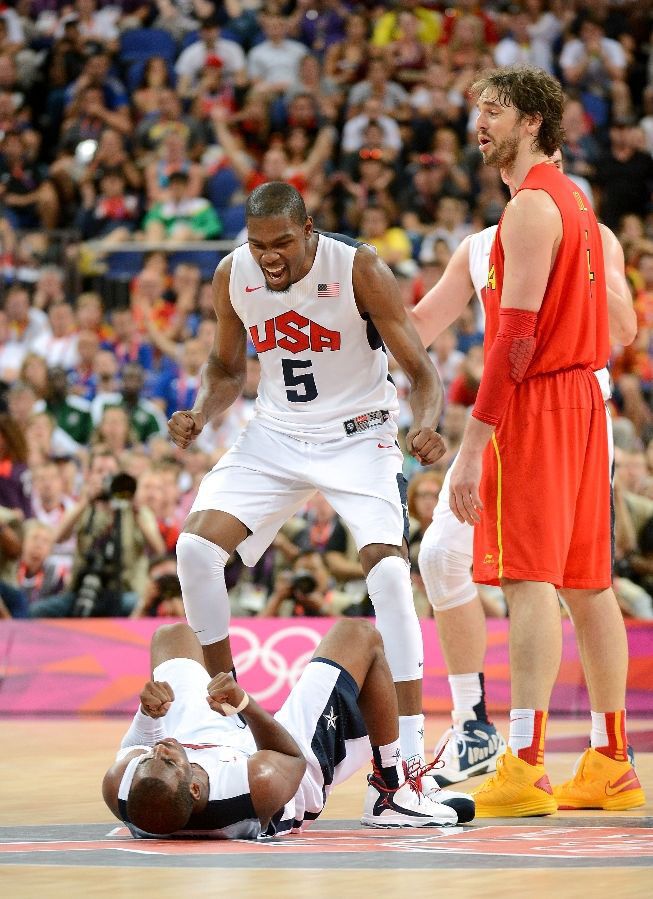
<box><xmin>473</xmin><ymin>367</ymin><xmax>612</xmax><ymax>589</ymax></box>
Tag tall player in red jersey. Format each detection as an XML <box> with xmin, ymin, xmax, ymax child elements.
<box><xmin>450</xmin><ymin>67</ymin><xmax>645</xmax><ymax>816</ymax></box>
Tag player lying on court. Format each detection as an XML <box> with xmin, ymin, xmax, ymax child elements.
<box><xmin>167</xmin><ymin>181</ymin><xmax>446</xmax><ymax>777</ymax></box>
<box><xmin>102</xmin><ymin>620</ymin><xmax>475</xmax><ymax>838</ymax></box>
<box><xmin>407</xmin><ymin>150</ymin><xmax>637</xmax><ymax>790</ymax></box>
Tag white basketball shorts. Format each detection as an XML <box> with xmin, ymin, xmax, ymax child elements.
<box><xmin>189</xmin><ymin>418</ymin><xmax>409</xmax><ymax>566</ymax></box>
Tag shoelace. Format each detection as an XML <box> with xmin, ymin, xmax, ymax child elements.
<box><xmin>368</xmin><ymin>760</ymin><xmax>426</xmax><ymax>803</ymax></box>
<box><xmin>434</xmin><ymin>725</ymin><xmax>474</xmax><ymax>763</ymax></box>
<box><xmin>474</xmin><ymin>751</ymin><xmax>506</xmax><ymax>793</ymax></box>
<box><xmin>406</xmin><ymin>741</ymin><xmax>449</xmax><ymax>795</ymax></box>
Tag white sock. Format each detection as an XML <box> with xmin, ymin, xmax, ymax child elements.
<box><xmin>590</xmin><ymin>711</ymin><xmax>609</xmax><ymax>750</ymax></box>
<box><xmin>508</xmin><ymin>708</ymin><xmax>536</xmax><ymax>755</ymax></box>
<box><xmin>448</xmin><ymin>673</ymin><xmax>482</xmax><ymax>725</ymax></box>
<box><xmin>176</xmin><ymin>532</ymin><xmax>231</xmax><ymax>645</ymax></box>
<box><xmin>399</xmin><ymin>714</ymin><xmax>425</xmax><ymax>763</ymax></box>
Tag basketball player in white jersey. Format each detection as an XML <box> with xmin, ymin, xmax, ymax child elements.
<box><xmin>409</xmin><ymin>152</ymin><xmax>636</xmax><ymax>785</ymax></box>
<box><xmin>168</xmin><ymin>182</ymin><xmax>445</xmax><ymax>771</ymax></box>
<box><xmin>102</xmin><ymin>620</ymin><xmax>475</xmax><ymax>837</ymax></box>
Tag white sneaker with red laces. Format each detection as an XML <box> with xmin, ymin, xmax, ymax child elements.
<box><xmin>406</xmin><ymin>756</ymin><xmax>476</xmax><ymax>823</ymax></box>
<box><xmin>361</xmin><ymin>767</ymin><xmax>458</xmax><ymax>828</ymax></box>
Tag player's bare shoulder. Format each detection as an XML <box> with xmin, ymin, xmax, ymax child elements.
<box><xmin>503</xmin><ymin>188</ymin><xmax>563</xmax><ymax>254</ymax></box>
<box><xmin>351</xmin><ymin>243</ymin><xmax>398</xmax><ymax>313</ymax></box>
<box><xmin>507</xmin><ymin>188</ymin><xmax>561</xmax><ymax>227</ymax></box>
<box><xmin>212</xmin><ymin>252</ymin><xmax>235</xmax><ymax>292</ymax></box>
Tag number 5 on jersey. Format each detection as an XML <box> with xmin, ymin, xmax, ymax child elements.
<box><xmin>282</xmin><ymin>359</ymin><xmax>318</xmax><ymax>403</ymax></box>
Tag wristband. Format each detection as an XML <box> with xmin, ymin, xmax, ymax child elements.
<box><xmin>220</xmin><ymin>692</ymin><xmax>250</xmax><ymax>716</ymax></box>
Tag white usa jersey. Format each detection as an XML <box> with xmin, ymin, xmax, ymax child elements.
<box><xmin>229</xmin><ymin>233</ymin><xmax>399</xmax><ymax>444</ymax></box>
<box><xmin>467</xmin><ymin>225</ymin><xmax>497</xmax><ymax>316</ymax></box>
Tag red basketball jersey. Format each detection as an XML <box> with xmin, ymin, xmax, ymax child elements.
<box><xmin>483</xmin><ymin>162</ymin><xmax>610</xmax><ymax>375</ymax></box>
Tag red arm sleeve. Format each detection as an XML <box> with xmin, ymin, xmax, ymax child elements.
<box><xmin>472</xmin><ymin>308</ymin><xmax>537</xmax><ymax>427</ymax></box>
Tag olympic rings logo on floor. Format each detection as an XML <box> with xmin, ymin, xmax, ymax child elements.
<box><xmin>229</xmin><ymin>625</ymin><xmax>323</xmax><ymax>702</ymax></box>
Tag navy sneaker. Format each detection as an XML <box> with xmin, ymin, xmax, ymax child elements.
<box><xmin>432</xmin><ymin>718</ymin><xmax>506</xmax><ymax>786</ymax></box>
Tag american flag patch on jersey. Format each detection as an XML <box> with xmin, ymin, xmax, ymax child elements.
<box><xmin>317</xmin><ymin>282</ymin><xmax>339</xmax><ymax>298</ymax></box>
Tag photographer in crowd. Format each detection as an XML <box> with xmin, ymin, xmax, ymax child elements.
<box><xmin>130</xmin><ymin>554</ymin><xmax>184</xmax><ymax>619</ymax></box>
<box><xmin>30</xmin><ymin>449</ymin><xmax>164</xmax><ymax>617</ymax></box>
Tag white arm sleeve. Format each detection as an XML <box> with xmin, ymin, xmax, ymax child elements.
<box><xmin>119</xmin><ymin>707</ymin><xmax>167</xmax><ymax>752</ymax></box>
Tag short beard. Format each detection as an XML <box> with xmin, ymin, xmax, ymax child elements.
<box><xmin>483</xmin><ymin>132</ymin><xmax>520</xmax><ymax>171</ymax></box>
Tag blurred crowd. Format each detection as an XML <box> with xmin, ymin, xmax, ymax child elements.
<box><xmin>0</xmin><ymin>0</ymin><xmax>651</xmax><ymax>622</ymax></box>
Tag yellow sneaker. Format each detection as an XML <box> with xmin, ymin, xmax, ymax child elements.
<box><xmin>471</xmin><ymin>747</ymin><xmax>557</xmax><ymax>817</ymax></box>
<box><xmin>554</xmin><ymin>748</ymin><xmax>645</xmax><ymax>811</ymax></box>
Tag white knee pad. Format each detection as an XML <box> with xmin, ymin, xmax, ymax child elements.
<box><xmin>418</xmin><ymin>530</ymin><xmax>476</xmax><ymax>612</ymax></box>
<box><xmin>176</xmin><ymin>532</ymin><xmax>230</xmax><ymax>646</ymax></box>
<box><xmin>366</xmin><ymin>556</ymin><xmax>423</xmax><ymax>682</ymax></box>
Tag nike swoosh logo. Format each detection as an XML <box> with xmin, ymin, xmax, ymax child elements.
<box><xmin>605</xmin><ymin>773</ymin><xmax>641</xmax><ymax>796</ymax></box>
<box><xmin>377</xmin><ymin>443</ymin><xmax>393</xmax><ymax>449</ymax></box>
<box><xmin>245</xmin><ymin>285</ymin><xmax>263</xmax><ymax>292</ymax></box>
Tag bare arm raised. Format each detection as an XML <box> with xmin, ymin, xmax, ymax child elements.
<box><xmin>353</xmin><ymin>245</ymin><xmax>445</xmax><ymax>465</ymax></box>
<box><xmin>168</xmin><ymin>255</ymin><xmax>247</xmax><ymax>448</ymax></box>
<box><xmin>408</xmin><ymin>236</ymin><xmax>475</xmax><ymax>347</ymax></box>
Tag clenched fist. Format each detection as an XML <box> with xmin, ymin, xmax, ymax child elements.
<box><xmin>406</xmin><ymin>426</ymin><xmax>446</xmax><ymax>466</ymax></box>
<box><xmin>168</xmin><ymin>410</ymin><xmax>204</xmax><ymax>449</ymax></box>
<box><xmin>206</xmin><ymin>672</ymin><xmax>247</xmax><ymax>716</ymax></box>
<box><xmin>140</xmin><ymin>680</ymin><xmax>175</xmax><ymax>718</ymax></box>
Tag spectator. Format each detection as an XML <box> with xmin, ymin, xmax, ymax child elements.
<box><xmin>91</xmin><ymin>362</ymin><xmax>167</xmax><ymax>445</ymax></box>
<box><xmin>430</xmin><ymin>328</ymin><xmax>465</xmax><ymax>394</ymax></box>
<box><xmin>595</xmin><ymin>120</ymin><xmax>653</xmax><ymax>230</ymax></box>
<box><xmin>0</xmin><ymin>412</ymin><xmax>32</xmax><ymax>520</ymax></box>
<box><xmin>138</xmin><ymin>91</ymin><xmax>204</xmax><ymax>162</ymax></box>
<box><xmin>76</xmin><ymin>169</ymin><xmax>140</xmax><ymax>242</ymax></box>
<box><xmin>494</xmin><ymin>9</ymin><xmax>553</xmax><ymax>72</ymax></box>
<box><xmin>131</xmin><ymin>553</ymin><xmax>183</xmax><ymax>618</ymax></box>
<box><xmin>0</xmin><ymin>130</ymin><xmax>59</xmax><ymax>230</ymax></box>
<box><xmin>68</xmin><ymin>330</ymin><xmax>101</xmax><ymax>399</ymax></box>
<box><xmin>5</xmin><ymin>285</ymin><xmax>50</xmax><ymax>350</ymax></box>
<box><xmin>0</xmin><ymin>309</ymin><xmax>27</xmax><ymax>383</ymax></box>
<box><xmin>19</xmin><ymin>353</ymin><xmax>49</xmax><ymax>400</ymax></box>
<box><xmin>92</xmin><ymin>405</ymin><xmax>136</xmax><ymax>455</ymax></box>
<box><xmin>372</xmin><ymin>2</ymin><xmax>442</xmax><ymax>48</ymax></box>
<box><xmin>132</xmin><ymin>56</ymin><xmax>175</xmax><ymax>121</ymax></box>
<box><xmin>142</xmin><ymin>170</ymin><xmax>221</xmax><ymax>242</ymax></box>
<box><xmin>175</xmin><ymin>15</ymin><xmax>247</xmax><ymax>96</ymax></box>
<box><xmin>358</xmin><ymin>206</ymin><xmax>412</xmax><ymax>267</ymax></box>
<box><xmin>30</xmin><ymin>460</ymin><xmax>76</xmax><ymax>576</ymax></box>
<box><xmin>407</xmin><ymin>470</ymin><xmax>444</xmax><ymax>568</ymax></box>
<box><xmin>419</xmin><ymin>195</ymin><xmax>471</xmax><ymax>260</ymax></box>
<box><xmin>448</xmin><ymin>343</ymin><xmax>483</xmax><ymax>407</ymax></box>
<box><xmin>45</xmin><ymin>366</ymin><xmax>93</xmax><ymax>446</ymax></box>
<box><xmin>211</xmin><ymin>104</ymin><xmax>333</xmax><ymax>197</ymax></box>
<box><xmin>324</xmin><ymin>12</ymin><xmax>368</xmax><ymax>87</ymax></box>
<box><xmin>347</xmin><ymin>58</ymin><xmax>411</xmax><ymax>118</ymax></box>
<box><xmin>247</xmin><ymin>13</ymin><xmax>308</xmax><ymax>96</ymax></box>
<box><xmin>32</xmin><ymin>449</ymin><xmax>164</xmax><ymax>617</ymax></box>
<box><xmin>16</xmin><ymin>519</ymin><xmax>67</xmax><ymax>610</ymax></box>
<box><xmin>154</xmin><ymin>337</ymin><xmax>205</xmax><ymax>419</ymax></box>
<box><xmin>31</xmin><ymin>303</ymin><xmax>79</xmax><ymax>371</ymax></box>
<box><xmin>261</xmin><ymin>549</ymin><xmax>353</xmax><ymax>618</ymax></box>
<box><xmin>560</xmin><ymin>14</ymin><xmax>627</xmax><ymax>126</ymax></box>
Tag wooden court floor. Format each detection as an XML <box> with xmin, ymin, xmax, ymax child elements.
<box><xmin>2</xmin><ymin>715</ymin><xmax>652</xmax><ymax>899</ymax></box>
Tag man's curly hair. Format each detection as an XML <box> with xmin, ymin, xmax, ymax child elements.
<box><xmin>471</xmin><ymin>66</ymin><xmax>565</xmax><ymax>157</ymax></box>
